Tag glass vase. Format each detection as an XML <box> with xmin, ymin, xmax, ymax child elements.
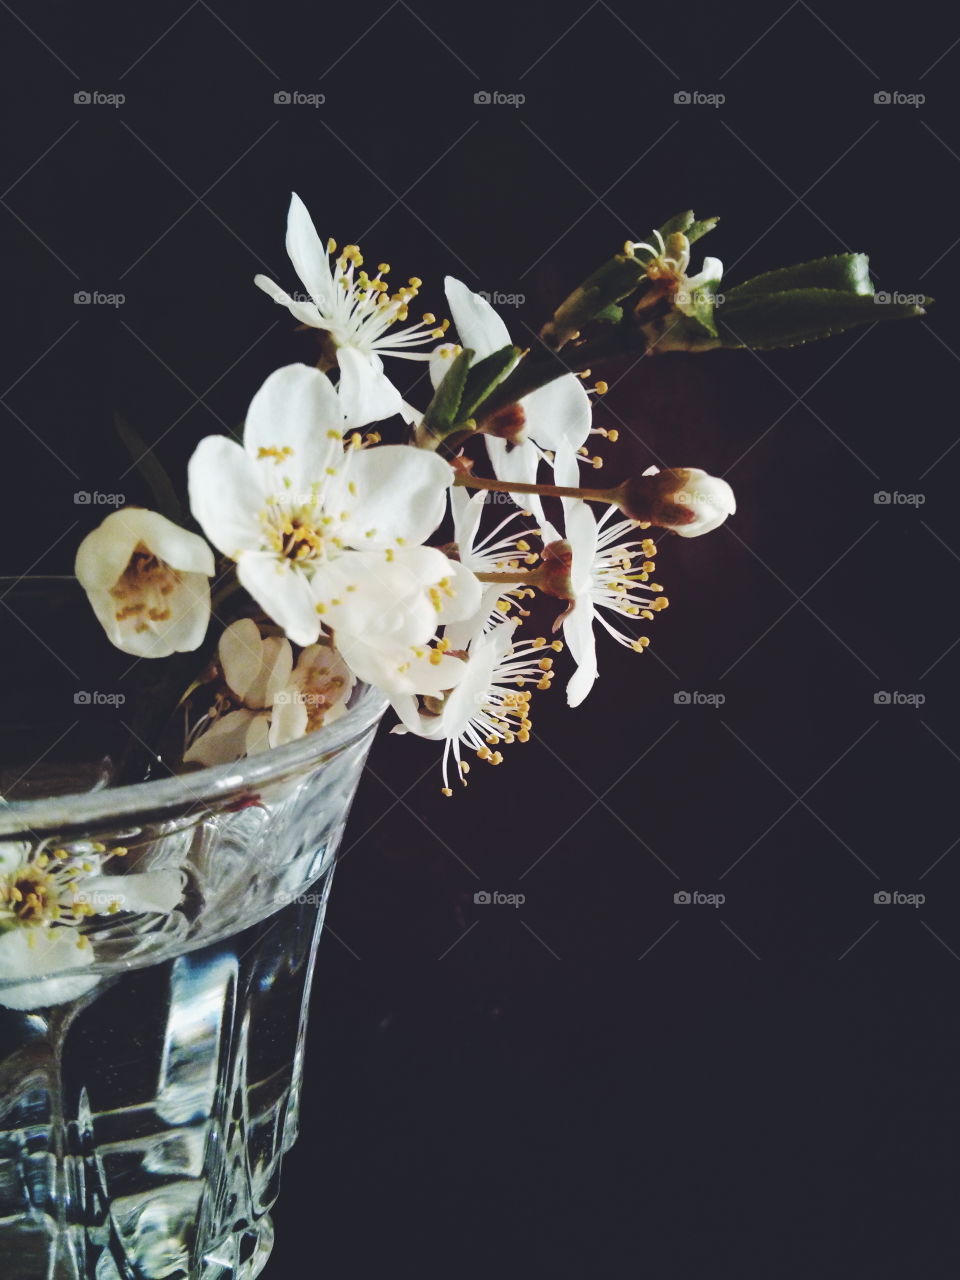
<box><xmin>0</xmin><ymin>681</ymin><xmax>385</xmax><ymax>1280</ymax></box>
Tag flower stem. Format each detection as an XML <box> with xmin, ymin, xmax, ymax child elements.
<box><xmin>453</xmin><ymin>473</ymin><xmax>623</xmax><ymax>506</ymax></box>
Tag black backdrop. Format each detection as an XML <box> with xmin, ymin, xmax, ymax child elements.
<box><xmin>3</xmin><ymin>1</ymin><xmax>960</xmax><ymax>1275</ymax></box>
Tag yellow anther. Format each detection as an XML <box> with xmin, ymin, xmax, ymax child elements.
<box><xmin>441</xmin><ymin>787</ymin><xmax>453</xmax><ymax>797</ymax></box>
<box><xmin>422</xmin><ymin>312</ymin><xmax>436</xmax><ymax>324</ymax></box>
<box><xmin>378</xmin><ymin>262</ymin><xmax>390</xmax><ymax>274</ymax></box>
<box><xmin>606</xmin><ymin>429</ymin><xmax>619</xmax><ymax>443</ymax></box>
<box><xmin>538</xmin><ymin>657</ymin><xmax>553</xmax><ymax>671</ymax></box>
<box><xmin>594</xmin><ymin>380</ymin><xmax>608</xmax><ymax>395</ymax></box>
<box><xmin>327</xmin><ymin>237</ymin><xmax>337</xmax><ymax>253</ymax></box>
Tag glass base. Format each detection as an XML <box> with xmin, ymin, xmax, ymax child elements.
<box><xmin>0</xmin><ymin>884</ymin><xmax>332</xmax><ymax>1279</ymax></box>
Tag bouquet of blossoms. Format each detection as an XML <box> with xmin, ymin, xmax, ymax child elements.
<box><xmin>73</xmin><ymin>196</ymin><xmax>924</xmax><ymax>790</ymax></box>
<box><xmin>2</xmin><ymin>197</ymin><xmax>923</xmax><ymax>999</ymax></box>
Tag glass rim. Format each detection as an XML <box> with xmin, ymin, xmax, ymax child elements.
<box><xmin>0</xmin><ymin>682</ymin><xmax>387</xmax><ymax>839</ymax></box>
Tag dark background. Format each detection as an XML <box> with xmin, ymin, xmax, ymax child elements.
<box><xmin>3</xmin><ymin>0</ymin><xmax>960</xmax><ymax>1275</ymax></box>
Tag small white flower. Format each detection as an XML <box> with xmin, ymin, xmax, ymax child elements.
<box><xmin>435</xmin><ymin>278</ymin><xmax>593</xmax><ymax>525</ymax></box>
<box><xmin>188</xmin><ymin>363</ymin><xmax>480</xmax><ymax>651</ymax></box>
<box><xmin>619</xmin><ymin>465</ymin><xmax>736</xmax><ymax>537</ymax></box>
<box><xmin>184</xmin><ymin>619</ymin><xmax>356</xmax><ymax>766</ymax></box>
<box><xmin>629</xmin><ymin>228</ymin><xmax>723</xmax><ymax>318</ymax></box>
<box><xmin>255</xmin><ymin>193</ymin><xmax>448</xmax><ymax>426</ymax></box>
<box><xmin>390</xmin><ymin>618</ymin><xmax>562</xmax><ymax>794</ymax></box>
<box><xmin>0</xmin><ymin>839</ymin><xmax>182</xmax><ymax>1009</ymax></box>
<box><xmin>552</xmin><ymin>450</ymin><xmax>669</xmax><ymax>708</ymax></box>
<box><xmin>75</xmin><ymin>508</ymin><xmax>214</xmax><ymax>658</ymax></box>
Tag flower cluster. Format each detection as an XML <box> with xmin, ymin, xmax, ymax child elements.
<box><xmin>74</xmin><ymin>190</ymin><xmax>920</xmax><ymax>792</ymax></box>
<box><xmin>0</xmin><ymin>839</ymin><xmax>182</xmax><ymax>1009</ymax></box>
<box><xmin>73</xmin><ymin>194</ymin><xmax>740</xmax><ymax>789</ymax></box>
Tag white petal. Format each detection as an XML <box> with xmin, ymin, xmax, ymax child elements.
<box><xmin>75</xmin><ymin>508</ymin><xmax>213</xmax><ymax>591</ymax></box>
<box><xmin>332</xmin><ymin>445</ymin><xmax>452</xmax><ymax>549</ymax></box>
<box><xmin>449</xmin><ymin>487</ymin><xmax>485</xmax><ymax>555</ymax></box>
<box><xmin>254</xmin><ymin>273</ymin><xmax>325</xmax><ymax>328</ymax></box>
<box><xmin>336</xmin><ymin>633</ymin><xmax>468</xmax><ymax>699</ymax></box>
<box><xmin>444</xmin><ymin>278</ymin><xmax>511</xmax><ymax>358</ymax></box>
<box><xmin>0</xmin><ymin>928</ymin><xmax>97</xmax><ymax>1009</ymax></box>
<box><xmin>312</xmin><ymin>547</ymin><xmax>446</xmax><ymax>647</ymax></box>
<box><xmin>218</xmin><ymin>618</ymin><xmax>264</xmax><ymax>702</ymax></box>
<box><xmin>236</xmin><ymin>552</ymin><xmax>321</xmax><ymax>647</ymax></box>
<box><xmin>79</xmin><ymin>871</ymin><xmax>183</xmax><ymax>916</ymax></box>
<box><xmin>218</xmin><ymin>620</ymin><xmax>293</xmax><ymax>708</ymax></box>
<box><xmin>336</xmin><ymin>345</ymin><xmax>403</xmax><ymax>427</ymax></box>
<box><xmin>188</xmin><ymin>436</ymin><xmax>266</xmax><ymax>558</ymax></box>
<box><xmin>429</xmin><ymin>342</ymin><xmax>461</xmax><ymax>390</ymax></box>
<box><xmin>485</xmin><ymin>437</ymin><xmax>546</xmax><ymax>528</ymax></box>
<box><xmin>183</xmin><ymin>708</ymin><xmax>261</xmax><ymax>766</ymax></box>
<box><xmin>521</xmin><ymin>373</ymin><xmax>592</xmax><ymax>451</ymax></box>
<box><xmin>0</xmin><ymin>842</ymin><xmax>30</xmax><ymax>874</ymax></box>
<box><xmin>243</xmin><ymin>364</ymin><xmax>344</xmax><ymax>493</ymax></box>
<box><xmin>564</xmin><ymin>596</ymin><xmax>598</xmax><ymax>708</ymax></box>
<box><xmin>435</xmin><ymin>558</ymin><xmax>482</xmax><ymax>626</ymax></box>
<box><xmin>268</xmin><ymin>690</ymin><xmax>309</xmax><ymax>747</ymax></box>
<box><xmin>83</xmin><ymin>570</ymin><xmax>212</xmax><ymax>660</ymax></box>
<box><xmin>285</xmin><ymin>192</ymin><xmax>336</xmax><ymax>308</ymax></box>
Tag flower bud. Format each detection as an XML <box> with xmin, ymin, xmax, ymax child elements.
<box><xmin>538</xmin><ymin>539</ymin><xmax>574</xmax><ymax>599</ymax></box>
<box><xmin>617</xmin><ymin>467</ymin><xmax>735</xmax><ymax>537</ymax></box>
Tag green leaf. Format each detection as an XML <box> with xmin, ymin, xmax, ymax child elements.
<box><xmin>686</xmin><ymin>216</ymin><xmax>719</xmax><ymax>245</ymax></box>
<box><xmin>458</xmin><ymin>344</ymin><xmax>521</xmax><ymax>422</ymax></box>
<box><xmin>593</xmin><ymin>302</ymin><xmax>624</xmax><ymax>324</ymax></box>
<box><xmin>716</xmin><ymin>288</ymin><xmax>925</xmax><ymax>350</ymax></box>
<box><xmin>725</xmin><ymin>254</ymin><xmax>874</xmax><ymax>302</ymax></box>
<box><xmin>113</xmin><ymin>413</ymin><xmax>184</xmax><ymax>523</ymax></box>
<box><xmin>420</xmin><ymin>348</ymin><xmax>473</xmax><ymax>438</ymax></box>
<box><xmin>677</xmin><ymin>275</ymin><xmax>724</xmax><ymax>339</ymax></box>
<box><xmin>657</xmin><ymin>210</ymin><xmax>695</xmax><ymax>240</ymax></box>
